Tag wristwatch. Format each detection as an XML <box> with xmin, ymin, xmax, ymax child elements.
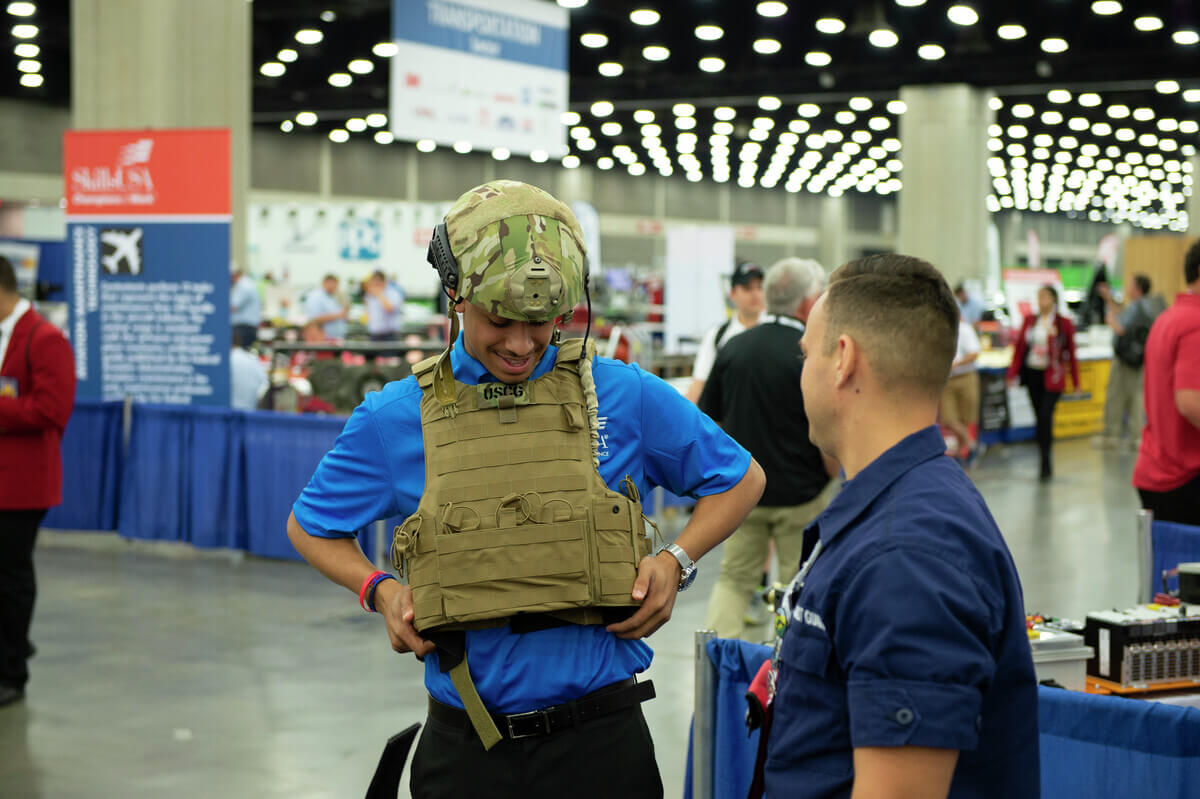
<box><xmin>660</xmin><ymin>543</ymin><xmax>698</xmax><ymax>592</ymax></box>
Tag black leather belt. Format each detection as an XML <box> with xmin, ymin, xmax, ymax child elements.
<box><xmin>427</xmin><ymin>677</ymin><xmax>656</xmax><ymax>740</ymax></box>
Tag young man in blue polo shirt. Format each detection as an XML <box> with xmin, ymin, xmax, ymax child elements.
<box><xmin>287</xmin><ymin>180</ymin><xmax>764</xmax><ymax>798</ymax></box>
<box><xmin>762</xmin><ymin>254</ymin><xmax>1038</xmax><ymax>798</ymax></box>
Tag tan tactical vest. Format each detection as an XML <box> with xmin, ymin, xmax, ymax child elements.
<box><xmin>391</xmin><ymin>338</ymin><xmax>654</xmax><ymax>635</ymax></box>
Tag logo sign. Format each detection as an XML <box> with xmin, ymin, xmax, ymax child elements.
<box><xmin>388</xmin><ymin>0</ymin><xmax>569</xmax><ymax>157</ymax></box>
<box><xmin>65</xmin><ymin>129</ymin><xmax>232</xmax><ymax>406</ymax></box>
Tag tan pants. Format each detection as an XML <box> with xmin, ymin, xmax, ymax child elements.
<box><xmin>940</xmin><ymin>371</ymin><xmax>980</xmax><ymax>427</ymax></box>
<box><xmin>703</xmin><ymin>480</ymin><xmax>838</xmax><ymax>640</ymax></box>
<box><xmin>1102</xmin><ymin>358</ymin><xmax>1144</xmax><ymax>441</ymax></box>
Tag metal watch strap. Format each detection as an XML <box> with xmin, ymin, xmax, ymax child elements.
<box><xmin>660</xmin><ymin>543</ymin><xmax>696</xmax><ymax>591</ymax></box>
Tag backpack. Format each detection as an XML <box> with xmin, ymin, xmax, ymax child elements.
<box><xmin>1113</xmin><ymin>299</ymin><xmax>1160</xmax><ymax>368</ymax></box>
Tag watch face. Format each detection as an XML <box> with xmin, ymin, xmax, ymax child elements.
<box><xmin>679</xmin><ymin>567</ymin><xmax>698</xmax><ymax>592</ymax></box>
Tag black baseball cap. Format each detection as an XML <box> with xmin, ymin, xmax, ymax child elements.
<box><xmin>731</xmin><ymin>261</ymin><xmax>764</xmax><ymax>288</ymax></box>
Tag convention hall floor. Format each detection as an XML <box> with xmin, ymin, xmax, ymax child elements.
<box><xmin>2</xmin><ymin>437</ymin><xmax>1142</xmax><ymax>798</ymax></box>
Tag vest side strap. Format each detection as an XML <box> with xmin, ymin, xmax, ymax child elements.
<box><xmin>448</xmin><ymin>654</ymin><xmax>503</xmax><ymax>750</ymax></box>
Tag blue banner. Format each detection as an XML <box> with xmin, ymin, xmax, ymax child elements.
<box><xmin>68</xmin><ymin>219</ymin><xmax>231</xmax><ymax>405</ymax></box>
<box><xmin>393</xmin><ymin>0</ymin><xmax>566</xmax><ymax>70</ymax></box>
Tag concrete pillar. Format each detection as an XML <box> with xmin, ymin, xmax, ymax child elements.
<box><xmin>818</xmin><ymin>195</ymin><xmax>847</xmax><ymax>271</ymax></box>
<box><xmin>71</xmin><ymin>0</ymin><xmax>251</xmax><ymax>268</ymax></box>
<box><xmin>896</xmin><ymin>84</ymin><xmax>994</xmax><ymax>287</ymax></box>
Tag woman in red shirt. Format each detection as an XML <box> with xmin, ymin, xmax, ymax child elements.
<box><xmin>1007</xmin><ymin>285</ymin><xmax>1080</xmax><ymax>481</ymax></box>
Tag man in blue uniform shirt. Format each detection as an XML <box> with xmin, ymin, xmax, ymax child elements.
<box><xmin>287</xmin><ymin>180</ymin><xmax>764</xmax><ymax>798</ymax></box>
<box><xmin>763</xmin><ymin>254</ymin><xmax>1038</xmax><ymax>798</ymax></box>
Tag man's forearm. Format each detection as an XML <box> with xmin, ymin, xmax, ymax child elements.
<box><xmin>672</xmin><ymin>458</ymin><xmax>765</xmax><ymax>561</ymax></box>
<box><xmin>287</xmin><ymin>511</ymin><xmax>379</xmax><ymax>593</ymax></box>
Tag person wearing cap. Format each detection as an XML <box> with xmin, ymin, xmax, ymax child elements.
<box><xmin>286</xmin><ymin>180</ymin><xmax>764</xmax><ymax>798</ymax></box>
<box><xmin>685</xmin><ymin>260</ymin><xmax>766</xmax><ymax>404</ymax></box>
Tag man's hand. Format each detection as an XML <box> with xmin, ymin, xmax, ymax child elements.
<box><xmin>375</xmin><ymin>580</ymin><xmax>436</xmax><ymax>659</ymax></box>
<box><xmin>606</xmin><ymin>552</ymin><xmax>682</xmax><ymax>640</ymax></box>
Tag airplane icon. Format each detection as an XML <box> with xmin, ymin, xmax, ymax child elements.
<box><xmin>100</xmin><ymin>227</ymin><xmax>144</xmax><ymax>274</ymax></box>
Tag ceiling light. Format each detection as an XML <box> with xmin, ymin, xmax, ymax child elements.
<box><xmin>1068</xmin><ymin>117</ymin><xmax>1090</xmax><ymax>131</ymax></box>
<box><xmin>18</xmin><ymin>72</ymin><xmax>41</xmax><ymax>87</ymax></box>
<box><xmin>600</xmin><ymin>121</ymin><xmax>622</xmax><ymax>136</ymax></box>
<box><xmin>11</xmin><ymin>22</ymin><xmax>36</xmax><ymax>37</ymax></box>
<box><xmin>372</xmin><ymin>42</ymin><xmax>398</xmax><ymax>57</ymax></box>
<box><xmin>849</xmin><ymin>97</ymin><xmax>872</xmax><ymax>112</ymax></box>
<box><xmin>1007</xmin><ymin>125</ymin><xmax>1028</xmax><ymax>138</ymax></box>
<box><xmin>1078</xmin><ymin>93</ymin><xmax>1102</xmax><ymax>106</ymax></box>
<box><xmin>757</xmin><ymin>2</ymin><xmax>787</xmax><ymax>18</ymax></box>
<box><xmin>596</xmin><ymin>157</ymin><xmax>614</xmax><ymax>170</ymax></box>
<box><xmin>1091</xmin><ymin>1</ymin><xmax>1121</xmax><ymax>14</ymax></box>
<box><xmin>643</xmin><ymin>46</ymin><xmax>669</xmax><ymax>61</ymax></box>
<box><xmin>895</xmin><ymin>0</ymin><xmax>926</xmax><ymax>7</ymax></box>
<box><xmin>259</xmin><ymin>61</ymin><xmax>285</xmax><ymax>77</ymax></box>
<box><xmin>1132</xmin><ymin>107</ymin><xmax>1154</xmax><ymax>121</ymax></box>
<box><xmin>280</xmin><ymin>120</ymin><xmax>294</xmax><ymax>133</ymax></box>
<box><xmin>1180</xmin><ymin>121</ymin><xmax>1200</xmax><ymax>134</ymax></box>
<box><xmin>699</xmin><ymin>56</ymin><xmax>726</xmax><ymax>71</ymax></box>
<box><xmin>695</xmin><ymin>25</ymin><xmax>723</xmax><ymax>41</ymax></box>
<box><xmin>868</xmin><ymin>117</ymin><xmax>890</xmax><ymax>131</ymax></box>
<box><xmin>997</xmin><ymin>24</ymin><xmax>1026</xmax><ymax>40</ymax></box>
<box><xmin>989</xmin><ymin>97</ymin><xmax>1004</xmax><ymax>110</ymax></box>
<box><xmin>1041</xmin><ymin>111</ymin><xmax>1063</xmax><ymax>124</ymax></box>
<box><xmin>882</xmin><ymin>138</ymin><xmax>901</xmax><ymax>151</ymax></box>
<box><xmin>1156</xmin><ymin>79</ymin><xmax>1181</xmax><ymax>93</ymax></box>
<box><xmin>797</xmin><ymin>103</ymin><xmax>821</xmax><ymax>118</ymax></box>
<box><xmin>591</xmin><ymin>100</ymin><xmax>614</xmax><ymax>117</ymax></box>
<box><xmin>557</xmin><ymin>0</ymin><xmax>588</xmax><ymax>8</ymax></box>
<box><xmin>329</xmin><ymin>129</ymin><xmax>349</xmax><ymax>143</ymax></box>
<box><xmin>887</xmin><ymin>100</ymin><xmax>907</xmax><ymax>114</ymax></box>
<box><xmin>1133</xmin><ymin>16</ymin><xmax>1162</xmax><ymax>31</ymax></box>
<box><xmin>918</xmin><ymin>43</ymin><xmax>946</xmax><ymax>60</ymax></box>
<box><xmin>753</xmin><ymin>39</ymin><xmax>781</xmax><ymax>55</ymax></box>
<box><xmin>561</xmin><ymin>111</ymin><xmax>581</xmax><ymax>126</ymax></box>
<box><xmin>1183</xmin><ymin>89</ymin><xmax>1200</xmax><ymax>102</ymax></box>
<box><xmin>758</xmin><ymin>96</ymin><xmax>782</xmax><ymax>111</ymax></box>
<box><xmin>295</xmin><ymin>111</ymin><xmax>318</xmax><ymax>126</ymax></box>
<box><xmin>348</xmin><ymin>59</ymin><xmax>374</xmax><ymax>74</ymax></box>
<box><xmin>580</xmin><ymin>32</ymin><xmax>608</xmax><ymax>48</ymax></box>
<box><xmin>453</xmin><ymin>141</ymin><xmax>472</xmax><ymax>153</ymax></box>
<box><xmin>1041</xmin><ymin>37</ymin><xmax>1069</xmax><ymax>53</ymax></box>
<box><xmin>13</xmin><ymin>42</ymin><xmax>37</xmax><ymax>57</ymax></box>
<box><xmin>570</xmin><ymin>126</ymin><xmax>590</xmax><ymax>139</ymax></box>
<box><xmin>365</xmin><ymin>113</ymin><xmax>387</xmax><ymax>128</ymax></box>
<box><xmin>632</xmin><ymin>110</ymin><xmax>653</xmax><ymax>124</ymax></box>
<box><xmin>562</xmin><ymin>155</ymin><xmax>582</xmax><ymax>169</ymax></box>
<box><xmin>1012</xmin><ymin>103</ymin><xmax>1034</xmax><ymax>118</ymax></box>
<box><xmin>1172</xmin><ymin>30</ymin><xmax>1199</xmax><ymax>45</ymax></box>
<box><xmin>6</xmin><ymin>3</ymin><xmax>35</xmax><ymax>16</ymax></box>
<box><xmin>1158</xmin><ymin>118</ymin><xmax>1179</xmax><ymax>131</ymax></box>
<box><xmin>869</xmin><ymin>28</ymin><xmax>899</xmax><ymax>48</ymax></box>
<box><xmin>374</xmin><ymin>131</ymin><xmax>394</xmax><ymax>145</ymax></box>
<box><xmin>815</xmin><ymin>17</ymin><xmax>845</xmax><ymax>34</ymax></box>
<box><xmin>295</xmin><ymin>29</ymin><xmax>323</xmax><ymax>45</ymax></box>
<box><xmin>676</xmin><ymin>116</ymin><xmax>697</xmax><ymax>130</ymax></box>
<box><xmin>492</xmin><ymin>147</ymin><xmax>511</xmax><ymax>161</ymax></box>
<box><xmin>673</xmin><ymin>103</ymin><xmax>695</xmax><ymax>117</ymax></box>
<box><xmin>1107</xmin><ymin>104</ymin><xmax>1129</xmax><ymax>118</ymax></box>
<box><xmin>836</xmin><ymin>111</ymin><xmax>856</xmax><ymax>124</ymax></box>
<box><xmin>276</xmin><ymin>48</ymin><xmax>298</xmax><ymax>63</ymax></box>
<box><xmin>630</xmin><ymin>8</ymin><xmax>660</xmax><ymax>25</ymax></box>
<box><xmin>328</xmin><ymin>73</ymin><xmax>352</xmax><ymax>87</ymax></box>
<box><xmin>947</xmin><ymin>5</ymin><xmax>978</xmax><ymax>25</ymax></box>
<box><xmin>712</xmin><ymin>107</ymin><xmax>735</xmax><ymax>122</ymax></box>
<box><xmin>1047</xmin><ymin>89</ymin><xmax>1071</xmax><ymax>103</ymax></box>
<box><xmin>803</xmin><ymin>51</ymin><xmax>832</xmax><ymax>68</ymax></box>
<box><xmin>598</xmin><ymin>62</ymin><xmax>623</xmax><ymax>76</ymax></box>
<box><xmin>1115</xmin><ymin>128</ymin><xmax>1135</xmax><ymax>141</ymax></box>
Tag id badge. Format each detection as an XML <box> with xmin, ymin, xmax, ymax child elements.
<box><xmin>0</xmin><ymin>377</ymin><xmax>17</xmax><ymax>398</ymax></box>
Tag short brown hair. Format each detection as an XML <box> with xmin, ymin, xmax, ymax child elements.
<box><xmin>0</xmin><ymin>256</ymin><xmax>15</xmax><ymax>294</ymax></box>
<box><xmin>823</xmin><ymin>253</ymin><xmax>958</xmax><ymax>398</ymax></box>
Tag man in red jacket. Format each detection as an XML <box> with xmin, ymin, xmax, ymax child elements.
<box><xmin>0</xmin><ymin>255</ymin><xmax>75</xmax><ymax>707</ymax></box>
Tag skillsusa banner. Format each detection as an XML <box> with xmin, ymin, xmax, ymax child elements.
<box><xmin>65</xmin><ymin>129</ymin><xmax>232</xmax><ymax>406</ymax></box>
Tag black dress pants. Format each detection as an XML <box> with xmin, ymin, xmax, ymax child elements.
<box><xmin>410</xmin><ymin>702</ymin><xmax>663</xmax><ymax>799</ymax></box>
<box><xmin>1139</xmin><ymin>471</ymin><xmax>1200</xmax><ymax>526</ymax></box>
<box><xmin>1022</xmin><ymin>367</ymin><xmax>1061</xmax><ymax>477</ymax></box>
<box><xmin>0</xmin><ymin>509</ymin><xmax>45</xmax><ymax>690</ymax></box>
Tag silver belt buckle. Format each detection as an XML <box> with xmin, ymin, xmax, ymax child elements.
<box><xmin>505</xmin><ymin>708</ymin><xmax>551</xmax><ymax>739</ymax></box>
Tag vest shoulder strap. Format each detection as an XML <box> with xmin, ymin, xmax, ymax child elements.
<box><xmin>412</xmin><ymin>353</ymin><xmax>442</xmax><ymax>390</ymax></box>
<box><xmin>554</xmin><ymin>336</ymin><xmax>596</xmax><ymax>366</ymax></box>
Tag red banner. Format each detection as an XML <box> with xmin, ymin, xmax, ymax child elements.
<box><xmin>63</xmin><ymin>128</ymin><xmax>230</xmax><ymax>216</ymax></box>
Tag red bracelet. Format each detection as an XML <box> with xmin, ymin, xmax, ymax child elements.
<box><xmin>358</xmin><ymin>571</ymin><xmax>388</xmax><ymax>612</ymax></box>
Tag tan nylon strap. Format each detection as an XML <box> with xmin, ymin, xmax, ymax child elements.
<box><xmin>431</xmin><ymin>311</ymin><xmax>461</xmax><ymax>416</ymax></box>
<box><xmin>448</xmin><ymin>655</ymin><xmax>503</xmax><ymax>750</ymax></box>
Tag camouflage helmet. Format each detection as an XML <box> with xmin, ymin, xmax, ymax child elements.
<box><xmin>444</xmin><ymin>179</ymin><xmax>587</xmax><ymax>322</ymax></box>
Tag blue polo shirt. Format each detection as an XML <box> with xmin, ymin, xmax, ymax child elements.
<box><xmin>765</xmin><ymin>426</ymin><xmax>1039</xmax><ymax>798</ymax></box>
<box><xmin>293</xmin><ymin>333</ymin><xmax>751</xmax><ymax>713</ymax></box>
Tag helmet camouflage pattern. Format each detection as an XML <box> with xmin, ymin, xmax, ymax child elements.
<box><xmin>444</xmin><ymin>179</ymin><xmax>587</xmax><ymax>321</ymax></box>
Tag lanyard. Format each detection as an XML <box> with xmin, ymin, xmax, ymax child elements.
<box><xmin>768</xmin><ymin>537</ymin><xmax>824</xmax><ymax>701</ymax></box>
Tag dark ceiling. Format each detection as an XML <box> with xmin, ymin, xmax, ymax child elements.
<box><xmin>4</xmin><ymin>0</ymin><xmax>1198</xmax><ymax>229</ymax></box>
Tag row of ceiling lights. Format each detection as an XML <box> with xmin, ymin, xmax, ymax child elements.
<box><xmin>7</xmin><ymin>1</ymin><xmax>42</xmax><ymax>88</ymax></box>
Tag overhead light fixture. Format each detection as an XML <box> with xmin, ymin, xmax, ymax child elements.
<box><xmin>374</xmin><ymin>131</ymin><xmax>394</xmax><ymax>145</ymax></box>
<box><xmin>492</xmin><ymin>147</ymin><xmax>511</xmax><ymax>161</ymax></box>
<box><xmin>600</xmin><ymin>121</ymin><xmax>622</xmax><ymax>136</ymax></box>
<box><xmin>277</xmin><ymin>48</ymin><xmax>298</xmax><ymax>62</ymax></box>
<box><xmin>997</xmin><ymin>24</ymin><xmax>1027</xmax><ymax>40</ymax></box>
<box><xmin>753</xmin><ymin>38</ymin><xmax>781</xmax><ymax>54</ymax></box>
<box><xmin>757</xmin><ymin>1</ymin><xmax>787</xmax><ymax>17</ymax></box>
<box><xmin>1172</xmin><ymin>30</ymin><xmax>1199</xmax><ymax>45</ymax></box>
<box><xmin>1068</xmin><ymin>117</ymin><xmax>1090</xmax><ymax>130</ymax></box>
<box><xmin>699</xmin><ymin>56</ymin><xmax>725</xmax><ymax>72</ymax></box>
<box><xmin>18</xmin><ymin>72</ymin><xmax>41</xmax><ymax>87</ymax></box>
<box><xmin>557</xmin><ymin>0</ymin><xmax>588</xmax><ymax>8</ymax></box>
<box><xmin>598</xmin><ymin>62</ymin><xmax>623</xmax><ymax>76</ymax></box>
<box><xmin>7</xmin><ymin>2</ymin><xmax>36</xmax><ymax>16</ymax></box>
<box><xmin>714</xmin><ymin>106</ymin><xmax>736</xmax><ymax>121</ymax></box>
<box><xmin>805</xmin><ymin>51</ymin><xmax>831</xmax><ymax>67</ymax></box>
<box><xmin>633</xmin><ymin>109</ymin><xmax>655</xmax><ymax>123</ymax></box>
<box><xmin>815</xmin><ymin>17</ymin><xmax>845</xmax><ymax>34</ymax></box>
<box><xmin>570</xmin><ymin>126</ymin><xmax>590</xmax><ymax>139</ymax></box>
<box><xmin>416</xmin><ymin>139</ymin><xmax>436</xmax><ymax>152</ymax></box>
<box><xmin>643</xmin><ymin>45</ymin><xmax>669</xmax><ymax>61</ymax></box>
<box><xmin>1107</xmin><ymin>104</ymin><xmax>1130</xmax><ymax>118</ymax></box>
<box><xmin>694</xmin><ymin>25</ymin><xmax>723</xmax><ymax>41</ymax></box>
<box><xmin>280</xmin><ymin>120</ymin><xmax>294</xmax><ymax>133</ymax></box>
<box><xmin>849</xmin><ymin>97</ymin><xmax>872</xmax><ymax>111</ymax></box>
<box><xmin>887</xmin><ymin>100</ymin><xmax>907</xmax><ymax>114</ymax></box>
<box><xmin>561</xmin><ymin>110</ymin><xmax>581</xmax><ymax>126</ymax></box>
<box><xmin>1078</xmin><ymin>92</ymin><xmax>1102</xmax><ymax>106</ymax></box>
<box><xmin>562</xmin><ymin>154</ymin><xmax>581</xmax><ymax>168</ymax></box>
<box><xmin>372</xmin><ymin>42</ymin><xmax>398</xmax><ymax>58</ymax></box>
<box><xmin>630</xmin><ymin>8</ymin><xmax>660</xmax><ymax>26</ymax></box>
<box><xmin>11</xmin><ymin>22</ymin><xmax>36</xmax><ymax>37</ymax></box>
<box><xmin>295</xmin><ymin>111</ymin><xmax>318</xmax><ymax>126</ymax></box>
<box><xmin>348</xmin><ymin>59</ymin><xmax>373</xmax><ymax>74</ymax></box>
<box><xmin>453</xmin><ymin>141</ymin><xmax>472</xmax><ymax>154</ymax></box>
<box><xmin>797</xmin><ymin>103</ymin><xmax>821</xmax><ymax>117</ymax></box>
<box><xmin>580</xmin><ymin>32</ymin><xmax>607</xmax><ymax>48</ymax></box>
<box><xmin>758</xmin><ymin>96</ymin><xmax>782</xmax><ymax>111</ymax></box>
<box><xmin>1183</xmin><ymin>89</ymin><xmax>1200</xmax><ymax>102</ymax></box>
<box><xmin>947</xmin><ymin>5</ymin><xmax>978</xmax><ymax>25</ymax></box>
<box><xmin>1047</xmin><ymin>89</ymin><xmax>1071</xmax><ymax>103</ymax></box>
<box><xmin>590</xmin><ymin>100</ymin><xmax>614</xmax><ymax>117</ymax></box>
<box><xmin>1091</xmin><ymin>1</ymin><xmax>1121</xmax><ymax>14</ymax></box>
<box><xmin>328</xmin><ymin>129</ymin><xmax>349</xmax><ymax>143</ymax></box>
<box><xmin>1133</xmin><ymin>16</ymin><xmax>1163</xmax><ymax>31</ymax></box>
<box><xmin>1041</xmin><ymin>110</ymin><xmax>1063</xmax><ymax>124</ymax></box>
<box><xmin>13</xmin><ymin>42</ymin><xmax>37</xmax><ymax>57</ymax></box>
<box><xmin>1041</xmin><ymin>37</ymin><xmax>1069</xmax><ymax>53</ymax></box>
<box><xmin>1156</xmin><ymin>79</ymin><xmax>1181</xmax><ymax>93</ymax></box>
<box><xmin>1012</xmin><ymin>103</ymin><xmax>1034</xmax><ymax>118</ymax></box>
<box><xmin>328</xmin><ymin>73</ymin><xmax>352</xmax><ymax>87</ymax></box>
<box><xmin>295</xmin><ymin>29</ymin><xmax>323</xmax><ymax>45</ymax></box>
<box><xmin>260</xmin><ymin>62</ymin><xmax>285</xmax><ymax>77</ymax></box>
<box><xmin>673</xmin><ymin>103</ymin><xmax>695</xmax><ymax>116</ymax></box>
<box><xmin>869</xmin><ymin>28</ymin><xmax>899</xmax><ymax>48</ymax></box>
<box><xmin>918</xmin><ymin>43</ymin><xmax>946</xmax><ymax>60</ymax></box>
<box><xmin>1132</xmin><ymin>107</ymin><xmax>1154</xmax><ymax>121</ymax></box>
<box><xmin>346</xmin><ymin>118</ymin><xmax>367</xmax><ymax>132</ymax></box>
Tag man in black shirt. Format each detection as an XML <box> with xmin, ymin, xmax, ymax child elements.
<box><xmin>699</xmin><ymin>257</ymin><xmax>839</xmax><ymax>639</ymax></box>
